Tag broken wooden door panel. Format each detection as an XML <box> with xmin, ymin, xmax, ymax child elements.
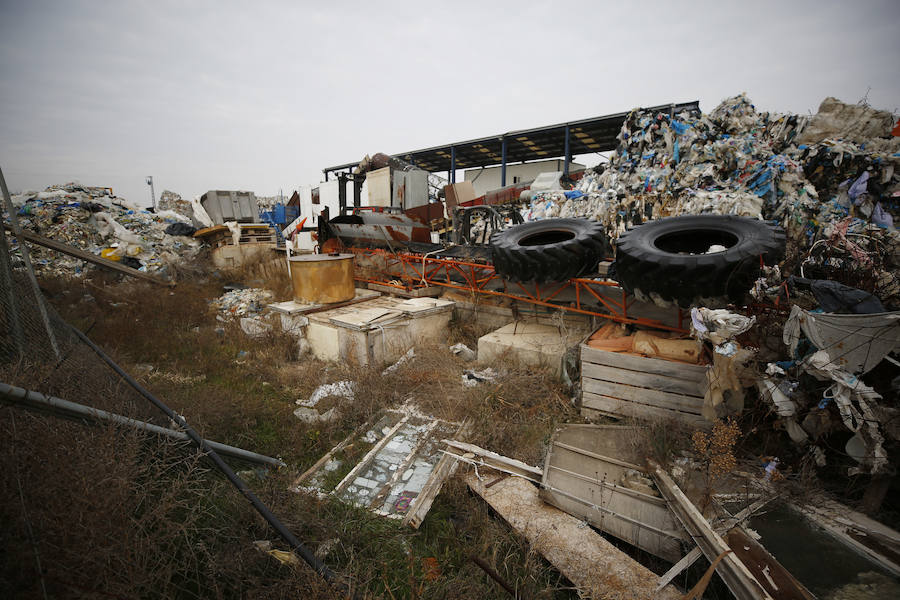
<box><xmin>726</xmin><ymin>527</ymin><xmax>816</xmax><ymax>600</ymax></box>
<box><xmin>541</xmin><ymin>424</ymin><xmax>688</xmax><ymax>563</ymax></box>
<box><xmin>650</xmin><ymin>461</ymin><xmax>773</xmax><ymax>600</ymax></box>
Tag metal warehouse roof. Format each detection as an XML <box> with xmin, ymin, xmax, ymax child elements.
<box><xmin>323</xmin><ymin>100</ymin><xmax>700</xmax><ymax>178</ymax></box>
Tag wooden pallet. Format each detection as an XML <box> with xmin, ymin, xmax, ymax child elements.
<box><xmin>581</xmin><ymin>343</ymin><xmax>710</xmax><ymax>427</ymax></box>
<box><xmin>194</xmin><ymin>224</ymin><xmax>276</xmax><ymax>249</ymax></box>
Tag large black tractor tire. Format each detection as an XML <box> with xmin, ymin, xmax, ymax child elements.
<box><xmin>490</xmin><ymin>218</ymin><xmax>609</xmax><ymax>283</ymax></box>
<box><xmin>613</xmin><ymin>214</ymin><xmax>785</xmax><ymax>307</ymax></box>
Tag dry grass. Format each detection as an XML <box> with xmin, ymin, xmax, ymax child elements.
<box><xmin>3</xmin><ymin>276</ymin><xmax>589</xmax><ymax>598</ymax></box>
<box><xmin>0</xmin><ymin>409</ymin><xmax>339</xmax><ymax>599</ymax></box>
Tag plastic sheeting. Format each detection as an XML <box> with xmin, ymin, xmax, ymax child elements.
<box><xmin>783</xmin><ymin>305</ymin><xmax>900</xmax><ymax>374</ymax></box>
<box><xmin>511</xmin><ymin>94</ymin><xmax>898</xmax><ymax>306</ymax></box>
<box><xmin>783</xmin><ymin>305</ymin><xmax>899</xmax><ymax>474</ymax></box>
<box><xmin>800</xmin><ymin>350</ymin><xmax>887</xmax><ymax>475</ymax></box>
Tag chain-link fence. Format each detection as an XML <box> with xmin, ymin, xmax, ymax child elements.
<box><xmin>0</xmin><ymin>170</ymin><xmax>337</xmax><ymax>599</ymax></box>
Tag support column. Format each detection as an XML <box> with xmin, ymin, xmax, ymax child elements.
<box><xmin>501</xmin><ymin>137</ymin><xmax>508</xmax><ymax>187</ymax></box>
<box><xmin>337</xmin><ymin>173</ymin><xmax>347</xmax><ymax>213</ymax></box>
<box><xmin>450</xmin><ymin>146</ymin><xmax>456</xmax><ymax>183</ymax></box>
<box><xmin>563</xmin><ymin>124</ymin><xmax>571</xmax><ymax>177</ymax></box>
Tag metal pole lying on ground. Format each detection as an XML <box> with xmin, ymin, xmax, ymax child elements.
<box><xmin>1</xmin><ymin>224</ymin><xmax>171</xmax><ymax>286</ymax></box>
<box><xmin>68</xmin><ymin>325</ymin><xmax>343</xmax><ymax>589</ymax></box>
<box><xmin>0</xmin><ymin>382</ymin><xmax>285</xmax><ymax>468</ymax></box>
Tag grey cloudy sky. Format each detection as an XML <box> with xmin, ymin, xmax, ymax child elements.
<box><xmin>1</xmin><ymin>0</ymin><xmax>898</xmax><ymax>207</ymax></box>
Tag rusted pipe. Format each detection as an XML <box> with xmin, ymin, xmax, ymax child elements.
<box><xmin>471</xmin><ymin>556</ymin><xmax>516</xmax><ymax>597</ymax></box>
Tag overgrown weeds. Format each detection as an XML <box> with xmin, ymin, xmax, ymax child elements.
<box><xmin>5</xmin><ymin>276</ymin><xmax>587</xmax><ymax>597</ymax></box>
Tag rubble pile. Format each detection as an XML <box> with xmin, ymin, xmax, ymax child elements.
<box><xmin>6</xmin><ymin>183</ymin><xmax>202</xmax><ymax>277</ymax></box>
<box><xmin>519</xmin><ymin>93</ymin><xmax>900</xmax><ymax>306</ymax></box>
<box><xmin>524</xmin><ymin>94</ymin><xmax>898</xmax><ymax>259</ymax></box>
<box><xmin>157</xmin><ymin>190</ymin><xmax>194</xmax><ymax>220</ymax></box>
<box><xmin>211</xmin><ymin>288</ymin><xmax>273</xmax><ymax>320</ymax></box>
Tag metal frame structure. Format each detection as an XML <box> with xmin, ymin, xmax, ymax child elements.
<box><xmin>322</xmin><ymin>101</ymin><xmax>701</xmax><ymax>185</ymax></box>
<box><xmin>349</xmin><ymin>247</ymin><xmax>686</xmax><ymax>333</ymax></box>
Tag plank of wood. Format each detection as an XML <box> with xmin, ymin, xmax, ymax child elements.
<box><xmin>582</xmin><ymin>361</ymin><xmax>706</xmax><ymax>397</ymax></box>
<box><xmin>402</xmin><ymin>420</ymin><xmax>469</xmax><ymax>529</ymax></box>
<box><xmin>582</xmin><ymin>344</ymin><xmax>708</xmax><ymax>381</ymax></box>
<box><xmin>467</xmin><ymin>472</ymin><xmax>683</xmax><ymax>600</ymax></box>
<box><xmin>583</xmin><ymin>405</ymin><xmax>687</xmax><ymax>427</ymax></box>
<box><xmin>726</xmin><ymin>527</ymin><xmax>816</xmax><ymax>600</ymax></box>
<box><xmin>5</xmin><ymin>224</ymin><xmax>171</xmax><ymax>286</ymax></box>
<box><xmin>443</xmin><ymin>440</ymin><xmax>542</xmax><ymax>482</ymax></box>
<box><xmin>583</xmin><ymin>378</ymin><xmax>704</xmax><ymax>414</ymax></box>
<box><xmin>402</xmin><ymin>451</ymin><xmax>458</xmax><ymax>528</ymax></box>
<box><xmin>656</xmin><ymin>547</ymin><xmax>703</xmax><ymax>591</ymax></box>
<box><xmin>649</xmin><ymin>461</ymin><xmax>773</xmax><ymax>600</ymax></box>
<box><xmin>795</xmin><ymin>500</ymin><xmax>900</xmax><ymax>577</ymax></box>
<box><xmin>581</xmin><ymin>392</ymin><xmax>708</xmax><ymax>428</ymax></box>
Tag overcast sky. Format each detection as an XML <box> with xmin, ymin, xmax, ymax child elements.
<box><xmin>1</xmin><ymin>0</ymin><xmax>898</xmax><ymax>207</ymax></box>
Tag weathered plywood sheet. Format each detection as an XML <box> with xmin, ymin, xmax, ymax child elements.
<box><xmin>542</xmin><ymin>424</ymin><xmax>687</xmax><ymax>563</ymax></box>
<box><xmin>467</xmin><ymin>473</ymin><xmax>682</xmax><ymax>600</ymax></box>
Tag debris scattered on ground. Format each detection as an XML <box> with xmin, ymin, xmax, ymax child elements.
<box><xmin>382</xmin><ymin>348</ymin><xmax>415</xmax><ymax>374</ymax></box>
<box><xmin>293</xmin><ymin>405</ymin><xmax>338</xmax><ymax>423</ymax></box>
<box><xmin>6</xmin><ymin>183</ymin><xmax>203</xmax><ymax>277</ymax></box>
<box><xmin>239</xmin><ymin>316</ymin><xmax>272</xmax><ymax>338</ymax></box>
<box><xmin>512</xmin><ymin>95</ymin><xmax>898</xmax><ymax>304</ymax></box>
<box><xmin>297</xmin><ymin>381</ymin><xmax>356</xmax><ymax>408</ymax></box>
<box><xmin>211</xmin><ymin>288</ymin><xmax>273</xmax><ymax>319</ymax></box>
<box><xmin>462</xmin><ymin>367</ymin><xmax>500</xmax><ymax>387</ymax></box>
<box><xmin>449</xmin><ymin>342</ymin><xmax>476</xmax><ymax>361</ymax></box>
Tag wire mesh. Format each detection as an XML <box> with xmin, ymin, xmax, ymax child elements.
<box><xmin>0</xmin><ymin>195</ymin><xmax>333</xmax><ymax>598</ymax></box>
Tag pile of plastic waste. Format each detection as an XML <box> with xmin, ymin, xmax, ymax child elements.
<box><xmin>157</xmin><ymin>190</ymin><xmax>194</xmax><ymax>220</ymax></box>
<box><xmin>5</xmin><ymin>183</ymin><xmax>203</xmax><ymax>277</ymax></box>
<box><xmin>523</xmin><ymin>94</ymin><xmax>897</xmax><ymax>243</ymax></box>
<box><xmin>519</xmin><ymin>94</ymin><xmax>899</xmax><ymax>306</ymax></box>
<box><xmin>210</xmin><ymin>287</ymin><xmax>273</xmax><ymax>320</ymax></box>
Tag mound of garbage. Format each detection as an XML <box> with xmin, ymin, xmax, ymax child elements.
<box><xmin>6</xmin><ymin>183</ymin><xmax>204</xmax><ymax>278</ymax></box>
<box><xmin>522</xmin><ymin>94</ymin><xmax>899</xmax><ymax>306</ymax></box>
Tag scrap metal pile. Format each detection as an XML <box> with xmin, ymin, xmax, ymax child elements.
<box><xmin>6</xmin><ymin>183</ymin><xmax>203</xmax><ymax>277</ymax></box>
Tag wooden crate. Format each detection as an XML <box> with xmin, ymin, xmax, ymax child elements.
<box><xmin>540</xmin><ymin>424</ymin><xmax>688</xmax><ymax>562</ymax></box>
<box><xmin>581</xmin><ymin>343</ymin><xmax>709</xmax><ymax>427</ymax></box>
